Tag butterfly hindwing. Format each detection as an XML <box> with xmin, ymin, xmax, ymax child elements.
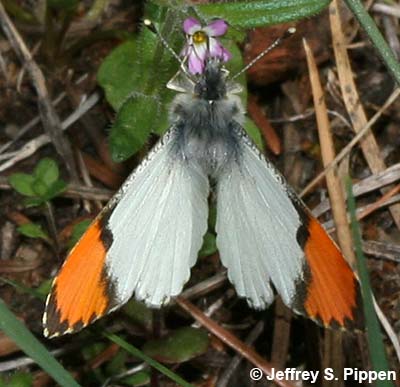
<box><xmin>43</xmin><ymin>126</ymin><xmax>210</xmax><ymax>337</ymax></box>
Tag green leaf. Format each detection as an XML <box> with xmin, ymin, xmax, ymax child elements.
<box><xmin>0</xmin><ymin>299</ymin><xmax>81</xmax><ymax>387</ymax></box>
<box><xmin>197</xmin><ymin>0</ymin><xmax>331</xmax><ymax>28</ymax></box>
<box><xmin>122</xmin><ymin>299</ymin><xmax>153</xmax><ymax>330</ymax></box>
<box><xmin>109</xmin><ymin>94</ymin><xmax>160</xmax><ymax>162</ymax></box>
<box><xmin>32</xmin><ymin>179</ymin><xmax>49</xmax><ymax>197</ymax></box>
<box><xmin>17</xmin><ymin>223</ymin><xmax>50</xmax><ymax>241</ymax></box>
<box><xmin>34</xmin><ymin>158</ymin><xmax>59</xmax><ymax>186</ymax></box>
<box><xmin>43</xmin><ymin>179</ymin><xmax>67</xmax><ymax>200</ymax></box>
<box><xmin>23</xmin><ymin>197</ymin><xmax>46</xmax><ymax>208</ymax></box>
<box><xmin>121</xmin><ymin>371</ymin><xmax>151</xmax><ymax>386</ymax></box>
<box><xmin>8</xmin><ymin>174</ymin><xmax>36</xmax><ymax>197</ymax></box>
<box><xmin>97</xmin><ymin>39</ymin><xmax>141</xmax><ymax>110</ymax></box>
<box><xmin>68</xmin><ymin>219</ymin><xmax>91</xmax><ymax>249</ymax></box>
<box><xmin>7</xmin><ymin>372</ymin><xmax>32</xmax><ymax>387</ymax></box>
<box><xmin>98</xmin><ymin>5</ymin><xmax>185</xmax><ymax>161</ymax></box>
<box><xmin>199</xmin><ymin>232</ymin><xmax>217</xmax><ymax>257</ymax></box>
<box><xmin>143</xmin><ymin>327</ymin><xmax>209</xmax><ymax>363</ymax></box>
<box><xmin>244</xmin><ymin>118</ymin><xmax>263</xmax><ymax>149</ymax></box>
<box><xmin>345</xmin><ymin>176</ymin><xmax>393</xmax><ymax>387</ymax></box>
<box><xmin>47</xmin><ymin>0</ymin><xmax>78</xmax><ymax>11</ymax></box>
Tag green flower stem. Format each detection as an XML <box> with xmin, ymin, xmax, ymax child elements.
<box><xmin>344</xmin><ymin>0</ymin><xmax>400</xmax><ymax>86</ymax></box>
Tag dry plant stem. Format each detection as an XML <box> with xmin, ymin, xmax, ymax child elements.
<box><xmin>0</xmin><ymin>74</ymin><xmax>88</xmax><ymax>155</ymax></box>
<box><xmin>176</xmin><ymin>297</ymin><xmax>296</xmax><ymax>387</ymax></box>
<box><xmin>0</xmin><ymin>2</ymin><xmax>78</xmax><ymax>181</ymax></box>
<box><xmin>216</xmin><ymin>321</ymin><xmax>265</xmax><ymax>387</ymax></box>
<box><xmin>312</xmin><ymin>162</ymin><xmax>400</xmax><ymax>217</ymax></box>
<box><xmin>357</xmin><ymin>183</ymin><xmax>400</xmax><ymax>220</ymax></box>
<box><xmin>303</xmin><ymin>38</ymin><xmax>355</xmax><ymax>266</ymax></box>
<box><xmin>0</xmin><ymin>92</ymin><xmax>100</xmax><ymax>173</ymax></box>
<box><xmin>329</xmin><ymin>0</ymin><xmax>400</xmax><ymax>230</ymax></box>
<box><xmin>300</xmin><ymin>87</ymin><xmax>400</xmax><ymax>199</ymax></box>
<box><xmin>363</xmin><ymin>240</ymin><xmax>400</xmax><ymax>262</ymax></box>
<box><xmin>304</xmin><ymin>38</ymin><xmax>348</xmax><ymax>387</ymax></box>
<box><xmin>44</xmin><ymin>201</ymin><xmax>60</xmax><ymax>255</ymax></box>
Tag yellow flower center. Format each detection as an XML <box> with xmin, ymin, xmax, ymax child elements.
<box><xmin>193</xmin><ymin>30</ymin><xmax>208</xmax><ymax>44</ymax></box>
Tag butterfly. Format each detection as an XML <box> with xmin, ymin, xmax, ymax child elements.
<box><xmin>43</xmin><ymin>21</ymin><xmax>361</xmax><ymax>338</ymax></box>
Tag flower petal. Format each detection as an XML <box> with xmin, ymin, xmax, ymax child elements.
<box><xmin>208</xmin><ymin>38</ymin><xmax>231</xmax><ymax>62</ymax></box>
<box><xmin>188</xmin><ymin>51</ymin><xmax>205</xmax><ymax>74</ymax></box>
<box><xmin>220</xmin><ymin>45</ymin><xmax>232</xmax><ymax>62</ymax></box>
<box><xmin>204</xmin><ymin>19</ymin><xmax>228</xmax><ymax>36</ymax></box>
<box><xmin>183</xmin><ymin>17</ymin><xmax>201</xmax><ymax>35</ymax></box>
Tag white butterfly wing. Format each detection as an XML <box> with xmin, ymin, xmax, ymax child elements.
<box><xmin>216</xmin><ymin>127</ymin><xmax>304</xmax><ymax>309</ymax></box>
<box><xmin>44</xmin><ymin>127</ymin><xmax>209</xmax><ymax>337</ymax></box>
<box><xmin>105</xmin><ymin>128</ymin><xmax>210</xmax><ymax>307</ymax></box>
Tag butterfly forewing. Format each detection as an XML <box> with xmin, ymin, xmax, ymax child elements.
<box><xmin>43</xmin><ymin>126</ymin><xmax>210</xmax><ymax>337</ymax></box>
<box><xmin>216</xmin><ymin>124</ymin><xmax>361</xmax><ymax>328</ymax></box>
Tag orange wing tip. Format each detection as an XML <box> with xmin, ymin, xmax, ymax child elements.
<box><xmin>295</xmin><ymin>214</ymin><xmax>364</xmax><ymax>331</ymax></box>
<box><xmin>43</xmin><ymin>291</ymin><xmax>88</xmax><ymax>338</ymax></box>
<box><xmin>42</xmin><ymin>218</ymin><xmax>116</xmax><ymax>338</ymax></box>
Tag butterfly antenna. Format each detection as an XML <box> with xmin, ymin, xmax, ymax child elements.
<box><xmin>143</xmin><ymin>19</ymin><xmax>189</xmax><ymax>75</ymax></box>
<box><xmin>232</xmin><ymin>27</ymin><xmax>296</xmax><ymax>80</ymax></box>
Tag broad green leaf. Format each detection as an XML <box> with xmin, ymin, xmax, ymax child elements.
<box><xmin>197</xmin><ymin>0</ymin><xmax>331</xmax><ymax>28</ymax></box>
<box><xmin>8</xmin><ymin>174</ymin><xmax>36</xmax><ymax>197</ymax></box>
<box><xmin>98</xmin><ymin>4</ymin><xmax>185</xmax><ymax>161</ymax></box>
<box><xmin>17</xmin><ymin>223</ymin><xmax>49</xmax><ymax>241</ymax></box>
<box><xmin>34</xmin><ymin>158</ymin><xmax>59</xmax><ymax>186</ymax></box>
<box><xmin>123</xmin><ymin>299</ymin><xmax>153</xmax><ymax>329</ymax></box>
<box><xmin>0</xmin><ymin>300</ymin><xmax>81</xmax><ymax>387</ymax></box>
<box><xmin>43</xmin><ymin>179</ymin><xmax>67</xmax><ymax>200</ymax></box>
<box><xmin>97</xmin><ymin>40</ymin><xmax>141</xmax><ymax>110</ymax></box>
<box><xmin>32</xmin><ymin>179</ymin><xmax>49</xmax><ymax>197</ymax></box>
<box><xmin>68</xmin><ymin>219</ymin><xmax>91</xmax><ymax>249</ymax></box>
<box><xmin>109</xmin><ymin>94</ymin><xmax>159</xmax><ymax>161</ymax></box>
<box><xmin>143</xmin><ymin>327</ymin><xmax>209</xmax><ymax>363</ymax></box>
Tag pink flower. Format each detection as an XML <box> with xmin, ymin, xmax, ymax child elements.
<box><xmin>181</xmin><ymin>17</ymin><xmax>232</xmax><ymax>74</ymax></box>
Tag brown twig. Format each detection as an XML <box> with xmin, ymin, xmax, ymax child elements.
<box><xmin>329</xmin><ymin>0</ymin><xmax>400</xmax><ymax>230</ymax></box>
<box><xmin>0</xmin><ymin>2</ymin><xmax>78</xmax><ymax>181</ymax></box>
<box><xmin>303</xmin><ymin>37</ymin><xmax>355</xmax><ymax>266</ymax></box>
<box><xmin>216</xmin><ymin>321</ymin><xmax>265</xmax><ymax>387</ymax></box>
<box><xmin>300</xmin><ymin>87</ymin><xmax>400</xmax><ymax>198</ymax></box>
<box><xmin>304</xmin><ymin>37</ymin><xmax>351</xmax><ymax>387</ymax></box>
<box><xmin>176</xmin><ymin>297</ymin><xmax>297</xmax><ymax>387</ymax></box>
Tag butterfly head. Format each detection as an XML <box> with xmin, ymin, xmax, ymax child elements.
<box><xmin>194</xmin><ymin>58</ymin><xmax>228</xmax><ymax>101</ymax></box>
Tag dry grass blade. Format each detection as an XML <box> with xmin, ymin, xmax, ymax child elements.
<box><xmin>304</xmin><ymin>37</ymin><xmax>353</xmax><ymax>387</ymax></box>
<box><xmin>303</xmin><ymin>37</ymin><xmax>355</xmax><ymax>266</ymax></box>
<box><xmin>0</xmin><ymin>2</ymin><xmax>79</xmax><ymax>181</ymax></box>
<box><xmin>176</xmin><ymin>297</ymin><xmax>297</xmax><ymax>387</ymax></box>
<box><xmin>329</xmin><ymin>0</ymin><xmax>400</xmax><ymax>230</ymax></box>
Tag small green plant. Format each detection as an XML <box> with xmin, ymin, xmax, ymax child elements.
<box><xmin>8</xmin><ymin>157</ymin><xmax>66</xmax><ymax>246</ymax></box>
<box><xmin>9</xmin><ymin>157</ymin><xmax>66</xmax><ymax>207</ymax></box>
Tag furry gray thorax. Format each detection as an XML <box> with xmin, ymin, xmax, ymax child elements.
<box><xmin>169</xmin><ymin>59</ymin><xmax>245</xmax><ymax>177</ymax></box>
